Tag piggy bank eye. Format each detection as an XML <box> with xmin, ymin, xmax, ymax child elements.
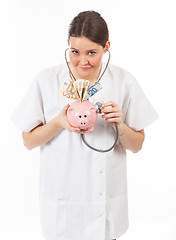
<box><xmin>84</xmin><ymin>115</ymin><xmax>87</xmax><ymax>118</ymax></box>
<box><xmin>79</xmin><ymin>115</ymin><xmax>82</xmax><ymax>118</ymax></box>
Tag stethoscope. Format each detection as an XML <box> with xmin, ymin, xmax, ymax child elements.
<box><xmin>64</xmin><ymin>48</ymin><xmax>119</xmax><ymax>152</ymax></box>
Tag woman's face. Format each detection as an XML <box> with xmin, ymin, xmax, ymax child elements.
<box><xmin>68</xmin><ymin>36</ymin><xmax>110</xmax><ymax>80</ymax></box>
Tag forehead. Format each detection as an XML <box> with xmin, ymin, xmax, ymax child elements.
<box><xmin>69</xmin><ymin>36</ymin><xmax>102</xmax><ymax>50</ymax></box>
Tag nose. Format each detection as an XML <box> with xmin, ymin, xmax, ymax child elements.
<box><xmin>79</xmin><ymin>55</ymin><xmax>88</xmax><ymax>65</ymax></box>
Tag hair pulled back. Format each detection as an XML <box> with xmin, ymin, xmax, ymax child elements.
<box><xmin>68</xmin><ymin>11</ymin><xmax>109</xmax><ymax>48</ymax></box>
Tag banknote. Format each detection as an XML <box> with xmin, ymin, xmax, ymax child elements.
<box><xmin>85</xmin><ymin>82</ymin><xmax>103</xmax><ymax>99</ymax></box>
<box><xmin>59</xmin><ymin>79</ymin><xmax>79</xmax><ymax>99</ymax></box>
<box><xmin>73</xmin><ymin>79</ymin><xmax>89</xmax><ymax>101</ymax></box>
<box><xmin>59</xmin><ymin>79</ymin><xmax>102</xmax><ymax>100</ymax></box>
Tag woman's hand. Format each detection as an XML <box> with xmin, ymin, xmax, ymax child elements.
<box><xmin>54</xmin><ymin>104</ymin><xmax>91</xmax><ymax>134</ymax></box>
<box><xmin>101</xmin><ymin>101</ymin><xmax>123</xmax><ymax>131</ymax></box>
<box><xmin>100</xmin><ymin>101</ymin><xmax>145</xmax><ymax>153</ymax></box>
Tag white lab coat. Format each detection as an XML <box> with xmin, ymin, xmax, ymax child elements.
<box><xmin>11</xmin><ymin>63</ymin><xmax>158</xmax><ymax>240</ymax></box>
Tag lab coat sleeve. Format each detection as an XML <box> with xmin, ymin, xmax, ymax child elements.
<box><xmin>10</xmin><ymin>72</ymin><xmax>45</xmax><ymax>132</ymax></box>
<box><xmin>124</xmin><ymin>77</ymin><xmax>158</xmax><ymax>131</ymax></box>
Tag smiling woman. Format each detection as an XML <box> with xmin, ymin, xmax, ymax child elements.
<box><xmin>10</xmin><ymin>10</ymin><xmax>158</xmax><ymax>240</ymax></box>
<box><xmin>68</xmin><ymin>36</ymin><xmax>110</xmax><ymax>83</ymax></box>
<box><xmin>67</xmin><ymin>11</ymin><xmax>110</xmax><ymax>82</ymax></box>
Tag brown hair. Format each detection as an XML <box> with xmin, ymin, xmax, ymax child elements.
<box><xmin>68</xmin><ymin>11</ymin><xmax>109</xmax><ymax>48</ymax></box>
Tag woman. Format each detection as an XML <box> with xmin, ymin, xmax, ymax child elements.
<box><xmin>11</xmin><ymin>10</ymin><xmax>158</xmax><ymax>240</ymax></box>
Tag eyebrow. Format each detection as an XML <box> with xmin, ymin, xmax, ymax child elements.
<box><xmin>70</xmin><ymin>48</ymin><xmax>98</xmax><ymax>52</ymax></box>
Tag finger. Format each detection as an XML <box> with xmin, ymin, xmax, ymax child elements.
<box><xmin>67</xmin><ymin>124</ymin><xmax>80</xmax><ymax>132</ymax></box>
<box><xmin>102</xmin><ymin>112</ymin><xmax>122</xmax><ymax>119</ymax></box>
<box><xmin>78</xmin><ymin>129</ymin><xmax>91</xmax><ymax>134</ymax></box>
<box><xmin>105</xmin><ymin>118</ymin><xmax>122</xmax><ymax>124</ymax></box>
<box><xmin>101</xmin><ymin>107</ymin><xmax>119</xmax><ymax>113</ymax></box>
<box><xmin>72</xmin><ymin>128</ymin><xmax>81</xmax><ymax>132</ymax></box>
<box><xmin>102</xmin><ymin>101</ymin><xmax>118</xmax><ymax>108</ymax></box>
<box><xmin>63</xmin><ymin>104</ymin><xmax>70</xmax><ymax>113</ymax></box>
<box><xmin>69</xmin><ymin>126</ymin><xmax>90</xmax><ymax>133</ymax></box>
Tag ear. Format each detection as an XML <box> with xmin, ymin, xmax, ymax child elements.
<box><xmin>104</xmin><ymin>41</ymin><xmax>110</xmax><ymax>53</ymax></box>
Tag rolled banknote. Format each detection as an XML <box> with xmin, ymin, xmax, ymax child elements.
<box><xmin>73</xmin><ymin>79</ymin><xmax>89</xmax><ymax>101</ymax></box>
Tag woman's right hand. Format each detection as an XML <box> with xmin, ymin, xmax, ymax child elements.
<box><xmin>54</xmin><ymin>104</ymin><xmax>91</xmax><ymax>134</ymax></box>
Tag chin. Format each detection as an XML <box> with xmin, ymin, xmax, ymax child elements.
<box><xmin>78</xmin><ymin>68</ymin><xmax>93</xmax><ymax>79</ymax></box>
<box><xmin>80</xmin><ymin>73</ymin><xmax>91</xmax><ymax>80</ymax></box>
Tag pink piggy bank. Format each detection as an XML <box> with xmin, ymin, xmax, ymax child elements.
<box><xmin>67</xmin><ymin>100</ymin><xmax>98</xmax><ymax>131</ymax></box>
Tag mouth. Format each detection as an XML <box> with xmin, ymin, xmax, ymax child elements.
<box><xmin>79</xmin><ymin>66</ymin><xmax>92</xmax><ymax>71</ymax></box>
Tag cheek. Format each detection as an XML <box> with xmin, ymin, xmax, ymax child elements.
<box><xmin>69</xmin><ymin>54</ymin><xmax>78</xmax><ymax>66</ymax></box>
<box><xmin>90</xmin><ymin>55</ymin><xmax>103</xmax><ymax>66</ymax></box>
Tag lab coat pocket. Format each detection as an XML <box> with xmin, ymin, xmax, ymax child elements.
<box><xmin>39</xmin><ymin>198</ymin><xmax>66</xmax><ymax>240</ymax></box>
<box><xmin>65</xmin><ymin>201</ymin><xmax>85</xmax><ymax>239</ymax></box>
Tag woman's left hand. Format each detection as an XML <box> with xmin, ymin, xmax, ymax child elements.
<box><xmin>101</xmin><ymin>101</ymin><xmax>123</xmax><ymax>131</ymax></box>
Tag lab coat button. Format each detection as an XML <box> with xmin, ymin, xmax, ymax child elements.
<box><xmin>99</xmin><ymin>170</ymin><xmax>103</xmax><ymax>174</ymax></box>
<box><xmin>99</xmin><ymin>192</ymin><xmax>103</xmax><ymax>196</ymax></box>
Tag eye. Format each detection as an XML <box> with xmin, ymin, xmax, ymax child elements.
<box><xmin>72</xmin><ymin>50</ymin><xmax>79</xmax><ymax>55</ymax></box>
<box><xmin>88</xmin><ymin>51</ymin><xmax>96</xmax><ymax>56</ymax></box>
<box><xmin>79</xmin><ymin>115</ymin><xmax>82</xmax><ymax>118</ymax></box>
<box><xmin>84</xmin><ymin>114</ymin><xmax>87</xmax><ymax>118</ymax></box>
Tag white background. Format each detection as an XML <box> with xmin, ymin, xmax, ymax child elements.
<box><xmin>0</xmin><ymin>0</ymin><xmax>176</xmax><ymax>239</ymax></box>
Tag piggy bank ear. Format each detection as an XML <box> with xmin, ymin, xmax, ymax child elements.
<box><xmin>90</xmin><ymin>107</ymin><xmax>96</xmax><ymax>113</ymax></box>
<box><xmin>67</xmin><ymin>108</ymin><xmax>79</xmax><ymax>116</ymax></box>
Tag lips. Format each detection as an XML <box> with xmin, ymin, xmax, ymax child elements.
<box><xmin>80</xmin><ymin>66</ymin><xmax>92</xmax><ymax>71</ymax></box>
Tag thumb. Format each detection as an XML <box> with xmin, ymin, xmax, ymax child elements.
<box><xmin>63</xmin><ymin>104</ymin><xmax>70</xmax><ymax>113</ymax></box>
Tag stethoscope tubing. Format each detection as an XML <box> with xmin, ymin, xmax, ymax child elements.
<box><xmin>81</xmin><ymin>122</ymin><xmax>118</xmax><ymax>152</ymax></box>
<box><xmin>64</xmin><ymin>48</ymin><xmax>119</xmax><ymax>152</ymax></box>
